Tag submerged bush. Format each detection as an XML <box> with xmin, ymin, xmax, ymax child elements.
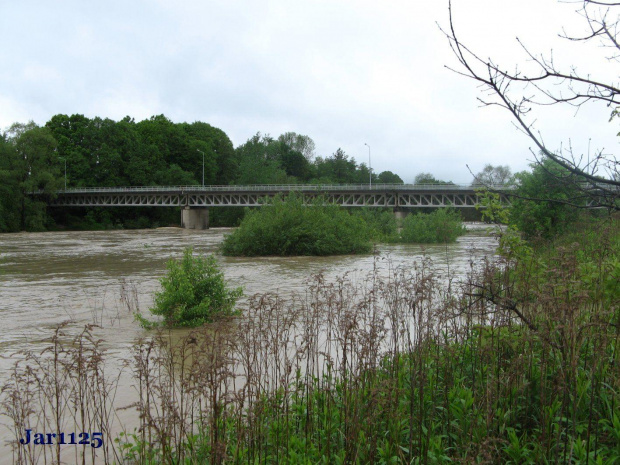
<box><xmin>398</xmin><ymin>208</ymin><xmax>466</xmax><ymax>243</ymax></box>
<box><xmin>145</xmin><ymin>248</ymin><xmax>242</xmax><ymax>327</ymax></box>
<box><xmin>351</xmin><ymin>208</ymin><xmax>399</xmax><ymax>242</ymax></box>
<box><xmin>221</xmin><ymin>193</ymin><xmax>373</xmax><ymax>256</ymax></box>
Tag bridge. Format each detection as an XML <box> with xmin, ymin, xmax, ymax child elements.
<box><xmin>44</xmin><ymin>184</ymin><xmax>507</xmax><ymax>229</ymax></box>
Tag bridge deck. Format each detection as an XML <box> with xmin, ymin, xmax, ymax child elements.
<box><xmin>42</xmin><ymin>184</ymin><xmax>508</xmax><ymax>208</ymax></box>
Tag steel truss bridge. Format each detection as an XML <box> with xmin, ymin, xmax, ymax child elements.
<box><xmin>41</xmin><ymin>184</ymin><xmax>508</xmax><ymax>229</ymax></box>
<box><xmin>47</xmin><ymin>184</ymin><xmax>505</xmax><ymax>209</ymax></box>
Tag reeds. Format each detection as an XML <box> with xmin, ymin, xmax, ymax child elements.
<box><xmin>1</xmin><ymin>324</ymin><xmax>123</xmax><ymax>465</ymax></box>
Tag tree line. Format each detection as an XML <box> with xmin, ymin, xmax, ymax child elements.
<box><xmin>0</xmin><ymin>114</ymin><xmax>403</xmax><ymax>232</ymax></box>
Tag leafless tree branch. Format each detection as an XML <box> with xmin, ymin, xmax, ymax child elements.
<box><xmin>441</xmin><ymin>0</ymin><xmax>620</xmax><ymax>209</ymax></box>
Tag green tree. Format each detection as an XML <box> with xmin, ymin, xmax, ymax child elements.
<box><xmin>154</xmin><ymin>163</ymin><xmax>197</xmax><ymax>186</ymax></box>
<box><xmin>183</xmin><ymin>121</ymin><xmax>235</xmax><ymax>185</ymax></box>
<box><xmin>235</xmin><ymin>133</ymin><xmax>289</xmax><ymax>184</ymax></box>
<box><xmin>3</xmin><ymin>122</ymin><xmax>60</xmax><ymax>231</ymax></box>
<box><xmin>471</xmin><ymin>164</ymin><xmax>513</xmax><ymax>187</ymax></box>
<box><xmin>414</xmin><ymin>173</ymin><xmax>454</xmax><ymax>185</ymax></box>
<box><xmin>315</xmin><ymin>148</ymin><xmax>357</xmax><ymax>183</ymax></box>
<box><xmin>278</xmin><ymin>142</ymin><xmax>313</xmax><ymax>180</ymax></box>
<box><xmin>45</xmin><ymin>114</ymin><xmax>104</xmax><ymax>187</ymax></box>
<box><xmin>0</xmin><ymin>133</ymin><xmax>19</xmax><ymax>231</ymax></box>
<box><xmin>509</xmin><ymin>158</ymin><xmax>582</xmax><ymax>239</ymax></box>
<box><xmin>277</xmin><ymin>132</ymin><xmax>316</xmax><ymax>161</ymax></box>
<box><xmin>94</xmin><ymin>118</ymin><xmax>134</xmax><ymax>187</ymax></box>
<box><xmin>377</xmin><ymin>171</ymin><xmax>404</xmax><ymax>184</ymax></box>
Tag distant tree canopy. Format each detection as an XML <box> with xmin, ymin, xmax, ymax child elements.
<box><xmin>471</xmin><ymin>164</ymin><xmax>513</xmax><ymax>187</ymax></box>
<box><xmin>234</xmin><ymin>135</ymin><xmax>390</xmax><ymax>186</ymax></box>
<box><xmin>413</xmin><ymin>172</ymin><xmax>454</xmax><ymax>185</ymax></box>
<box><xmin>277</xmin><ymin>132</ymin><xmax>316</xmax><ymax>162</ymax></box>
<box><xmin>0</xmin><ymin>122</ymin><xmax>60</xmax><ymax>231</ymax></box>
<box><xmin>314</xmin><ymin>148</ymin><xmax>375</xmax><ymax>184</ymax></box>
<box><xmin>377</xmin><ymin>171</ymin><xmax>403</xmax><ymax>184</ymax></box>
<box><xmin>0</xmin><ymin>115</ymin><xmax>406</xmax><ymax>232</ymax></box>
<box><xmin>44</xmin><ymin>114</ymin><xmax>236</xmax><ymax>188</ymax></box>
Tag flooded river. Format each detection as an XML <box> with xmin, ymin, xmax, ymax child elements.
<box><xmin>0</xmin><ymin>225</ymin><xmax>498</xmax><ymax>463</ymax></box>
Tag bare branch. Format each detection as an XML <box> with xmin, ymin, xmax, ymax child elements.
<box><xmin>442</xmin><ymin>0</ymin><xmax>620</xmax><ymax>209</ymax></box>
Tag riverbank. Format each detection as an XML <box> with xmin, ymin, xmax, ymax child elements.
<box><xmin>2</xmin><ymin>218</ymin><xmax>618</xmax><ymax>463</ymax></box>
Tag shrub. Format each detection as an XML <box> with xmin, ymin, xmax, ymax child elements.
<box><xmin>221</xmin><ymin>193</ymin><xmax>373</xmax><ymax>256</ymax></box>
<box><xmin>352</xmin><ymin>209</ymin><xmax>399</xmax><ymax>242</ymax></box>
<box><xmin>146</xmin><ymin>248</ymin><xmax>242</xmax><ymax>327</ymax></box>
<box><xmin>398</xmin><ymin>208</ymin><xmax>466</xmax><ymax>243</ymax></box>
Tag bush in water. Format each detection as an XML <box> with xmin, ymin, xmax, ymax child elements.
<box><xmin>221</xmin><ymin>193</ymin><xmax>374</xmax><ymax>256</ymax></box>
<box><xmin>144</xmin><ymin>248</ymin><xmax>242</xmax><ymax>327</ymax></box>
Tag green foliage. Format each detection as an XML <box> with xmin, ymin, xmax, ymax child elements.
<box><xmin>221</xmin><ymin>193</ymin><xmax>374</xmax><ymax>256</ymax></box>
<box><xmin>547</xmin><ymin>216</ymin><xmax>620</xmax><ymax>304</ymax></box>
<box><xmin>413</xmin><ymin>172</ymin><xmax>455</xmax><ymax>185</ymax></box>
<box><xmin>43</xmin><ymin>113</ymin><xmax>236</xmax><ymax>229</ymax></box>
<box><xmin>0</xmin><ymin>122</ymin><xmax>61</xmax><ymax>232</ymax></box>
<box><xmin>314</xmin><ymin>148</ymin><xmax>377</xmax><ymax>184</ymax></box>
<box><xmin>510</xmin><ymin>158</ymin><xmax>582</xmax><ymax>239</ymax></box>
<box><xmin>471</xmin><ymin>164</ymin><xmax>514</xmax><ymax>187</ymax></box>
<box><xmin>1</xmin><ymin>113</ymin><xmax>407</xmax><ymax>232</ymax></box>
<box><xmin>475</xmin><ymin>191</ymin><xmax>534</xmax><ymax>259</ymax></box>
<box><xmin>398</xmin><ymin>208</ymin><xmax>466</xmax><ymax>243</ymax></box>
<box><xmin>376</xmin><ymin>170</ymin><xmax>404</xmax><ymax>184</ymax></box>
<box><xmin>145</xmin><ymin>248</ymin><xmax>242</xmax><ymax>327</ymax></box>
<box><xmin>477</xmin><ymin>190</ymin><xmax>510</xmax><ymax>224</ymax></box>
<box><xmin>352</xmin><ymin>209</ymin><xmax>399</xmax><ymax>241</ymax></box>
<box><xmin>277</xmin><ymin>132</ymin><xmax>316</xmax><ymax>161</ymax></box>
<box><xmin>183</xmin><ymin>121</ymin><xmax>237</xmax><ymax>185</ymax></box>
<box><xmin>234</xmin><ymin>133</ymin><xmax>291</xmax><ymax>185</ymax></box>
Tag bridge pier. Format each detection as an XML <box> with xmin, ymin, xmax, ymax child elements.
<box><xmin>393</xmin><ymin>208</ymin><xmax>408</xmax><ymax>221</ymax></box>
<box><xmin>181</xmin><ymin>207</ymin><xmax>209</xmax><ymax>230</ymax></box>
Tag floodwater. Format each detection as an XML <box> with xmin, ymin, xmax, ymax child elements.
<box><xmin>0</xmin><ymin>225</ymin><xmax>498</xmax><ymax>463</ymax></box>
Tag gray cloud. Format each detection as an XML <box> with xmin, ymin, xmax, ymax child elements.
<box><xmin>1</xmin><ymin>0</ymin><xmax>616</xmax><ymax>184</ymax></box>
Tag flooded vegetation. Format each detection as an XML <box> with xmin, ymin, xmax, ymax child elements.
<box><xmin>1</xmin><ymin>218</ymin><xmax>618</xmax><ymax>464</ymax></box>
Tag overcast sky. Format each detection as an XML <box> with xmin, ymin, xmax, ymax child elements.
<box><xmin>1</xmin><ymin>0</ymin><xmax>617</xmax><ymax>183</ymax></box>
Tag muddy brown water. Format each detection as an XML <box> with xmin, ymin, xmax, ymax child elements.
<box><xmin>0</xmin><ymin>224</ymin><xmax>498</xmax><ymax>463</ymax></box>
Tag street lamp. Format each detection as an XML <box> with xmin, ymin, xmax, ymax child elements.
<box><xmin>364</xmin><ymin>143</ymin><xmax>371</xmax><ymax>188</ymax></box>
<box><xmin>59</xmin><ymin>157</ymin><xmax>66</xmax><ymax>190</ymax></box>
<box><xmin>197</xmin><ymin>149</ymin><xmax>205</xmax><ymax>186</ymax></box>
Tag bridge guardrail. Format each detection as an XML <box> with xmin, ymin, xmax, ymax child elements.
<box><xmin>48</xmin><ymin>183</ymin><xmax>514</xmax><ymax>194</ymax></box>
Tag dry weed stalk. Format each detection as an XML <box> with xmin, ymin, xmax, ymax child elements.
<box><xmin>1</xmin><ymin>323</ymin><xmax>123</xmax><ymax>465</ymax></box>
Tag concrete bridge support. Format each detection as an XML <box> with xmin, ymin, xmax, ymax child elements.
<box><xmin>181</xmin><ymin>207</ymin><xmax>209</xmax><ymax>229</ymax></box>
<box><xmin>393</xmin><ymin>208</ymin><xmax>408</xmax><ymax>221</ymax></box>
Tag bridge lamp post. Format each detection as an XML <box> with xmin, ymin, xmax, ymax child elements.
<box><xmin>197</xmin><ymin>149</ymin><xmax>205</xmax><ymax>186</ymax></box>
<box><xmin>59</xmin><ymin>157</ymin><xmax>66</xmax><ymax>190</ymax></box>
<box><xmin>364</xmin><ymin>143</ymin><xmax>371</xmax><ymax>188</ymax></box>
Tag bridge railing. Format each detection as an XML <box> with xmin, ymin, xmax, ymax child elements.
<box><xmin>51</xmin><ymin>183</ymin><xmax>513</xmax><ymax>194</ymax></box>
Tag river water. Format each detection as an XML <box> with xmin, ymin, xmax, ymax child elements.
<box><xmin>0</xmin><ymin>225</ymin><xmax>498</xmax><ymax>463</ymax></box>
